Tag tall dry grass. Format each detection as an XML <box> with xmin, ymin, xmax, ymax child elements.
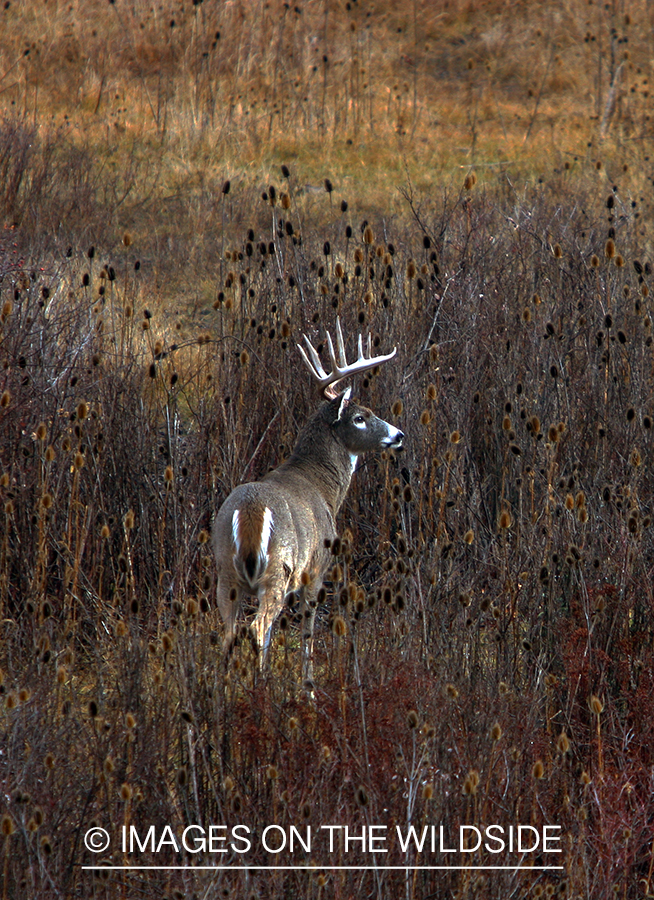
<box><xmin>2</xmin><ymin>0</ymin><xmax>654</xmax><ymax>269</ymax></box>
<box><xmin>1</xmin><ymin>158</ymin><xmax>654</xmax><ymax>897</ymax></box>
<box><xmin>2</xmin><ymin>1</ymin><xmax>654</xmax><ymax>898</ymax></box>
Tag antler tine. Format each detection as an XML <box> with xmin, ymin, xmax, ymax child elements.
<box><xmin>298</xmin><ymin>316</ymin><xmax>397</xmax><ymax>398</ymax></box>
<box><xmin>325</xmin><ymin>331</ymin><xmax>339</xmax><ymax>373</ymax></box>
<box><xmin>297</xmin><ymin>336</ymin><xmax>329</xmax><ymax>382</ymax></box>
<box><xmin>335</xmin><ymin>317</ymin><xmax>347</xmax><ymax>367</ymax></box>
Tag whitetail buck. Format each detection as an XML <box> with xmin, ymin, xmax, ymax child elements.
<box><xmin>212</xmin><ymin>319</ymin><xmax>403</xmax><ymax>686</ymax></box>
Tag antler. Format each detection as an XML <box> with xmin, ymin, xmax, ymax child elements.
<box><xmin>297</xmin><ymin>317</ymin><xmax>397</xmax><ymax>399</ymax></box>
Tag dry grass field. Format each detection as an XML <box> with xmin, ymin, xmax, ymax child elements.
<box><xmin>2</xmin><ymin>1</ymin><xmax>654</xmax><ymax>898</ymax></box>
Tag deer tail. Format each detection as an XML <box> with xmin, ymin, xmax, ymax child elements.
<box><xmin>231</xmin><ymin>506</ymin><xmax>273</xmax><ymax>590</ymax></box>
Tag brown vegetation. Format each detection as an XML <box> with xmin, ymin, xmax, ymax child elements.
<box><xmin>2</xmin><ymin>1</ymin><xmax>654</xmax><ymax>899</ymax></box>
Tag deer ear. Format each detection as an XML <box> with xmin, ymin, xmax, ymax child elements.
<box><xmin>336</xmin><ymin>386</ymin><xmax>352</xmax><ymax>421</ymax></box>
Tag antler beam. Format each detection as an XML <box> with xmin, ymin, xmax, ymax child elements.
<box><xmin>297</xmin><ymin>317</ymin><xmax>397</xmax><ymax>398</ymax></box>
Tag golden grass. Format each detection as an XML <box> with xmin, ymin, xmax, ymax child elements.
<box><xmin>2</xmin><ymin>0</ymin><xmax>650</xmax><ymax>238</ymax></box>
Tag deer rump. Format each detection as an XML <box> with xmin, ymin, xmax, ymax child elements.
<box><xmin>227</xmin><ymin>476</ymin><xmax>332</xmax><ymax>592</ymax></box>
<box><xmin>213</xmin><ymin>470</ymin><xmax>333</xmax><ymax>655</ymax></box>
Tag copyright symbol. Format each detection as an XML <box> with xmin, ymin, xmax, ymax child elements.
<box><xmin>84</xmin><ymin>827</ymin><xmax>110</xmax><ymax>853</ymax></box>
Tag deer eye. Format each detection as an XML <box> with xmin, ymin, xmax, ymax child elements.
<box><xmin>353</xmin><ymin>415</ymin><xmax>366</xmax><ymax>425</ymax></box>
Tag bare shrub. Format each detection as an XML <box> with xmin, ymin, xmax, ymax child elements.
<box><xmin>1</xmin><ymin>170</ymin><xmax>653</xmax><ymax>898</ymax></box>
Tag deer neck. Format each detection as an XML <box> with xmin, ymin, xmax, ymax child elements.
<box><xmin>284</xmin><ymin>419</ymin><xmax>354</xmax><ymax>516</ymax></box>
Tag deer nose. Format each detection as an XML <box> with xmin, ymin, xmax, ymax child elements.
<box><xmin>385</xmin><ymin>427</ymin><xmax>404</xmax><ymax>448</ymax></box>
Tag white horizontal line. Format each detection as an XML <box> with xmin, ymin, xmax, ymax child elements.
<box><xmin>82</xmin><ymin>865</ymin><xmax>564</xmax><ymax>871</ymax></box>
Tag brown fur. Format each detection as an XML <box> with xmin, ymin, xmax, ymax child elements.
<box><xmin>212</xmin><ymin>389</ymin><xmax>403</xmax><ymax>686</ymax></box>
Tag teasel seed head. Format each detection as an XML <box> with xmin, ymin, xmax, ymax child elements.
<box><xmin>223</xmin><ymin>775</ymin><xmax>235</xmax><ymax>793</ymax></box>
<box><xmin>40</xmin><ymin>835</ymin><xmax>53</xmax><ymax>856</ymax></box>
<box><xmin>463</xmin><ymin>171</ymin><xmax>476</xmax><ymax>191</ymax></box>
<box><xmin>406</xmin><ymin>709</ymin><xmax>419</xmax><ymax>729</ymax></box>
<box><xmin>463</xmin><ymin>769</ymin><xmax>479</xmax><ymax>795</ymax></box>
<box><xmin>445</xmin><ymin>683</ymin><xmax>459</xmax><ymax>701</ymax></box>
<box><xmin>532</xmin><ymin>760</ymin><xmax>545</xmax><ymax>779</ymax></box>
<box><xmin>499</xmin><ymin>510</ymin><xmax>511</xmax><ymax>529</ymax></box>
<box><xmin>491</xmin><ymin>722</ymin><xmax>502</xmax><ymax>742</ymax></box>
<box><xmin>557</xmin><ymin>731</ymin><xmax>570</xmax><ymax>755</ymax></box>
<box><xmin>1</xmin><ymin>390</ymin><xmax>11</xmax><ymax>408</ymax></box>
<box><xmin>186</xmin><ymin>598</ymin><xmax>198</xmax><ymax>617</ymax></box>
<box><xmin>589</xmin><ymin>694</ymin><xmax>604</xmax><ymax>715</ymax></box>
